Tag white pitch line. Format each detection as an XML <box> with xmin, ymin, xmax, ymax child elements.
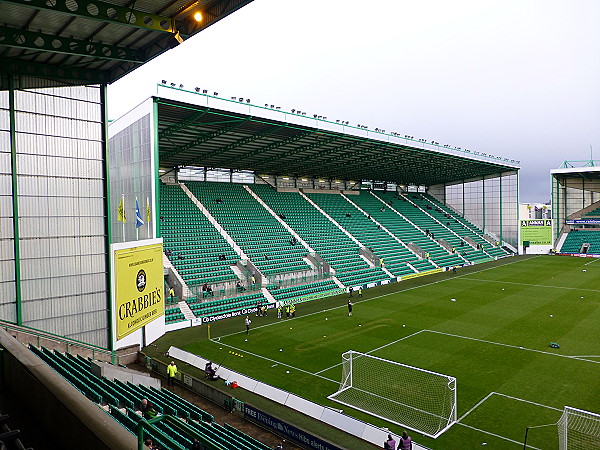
<box><xmin>314</xmin><ymin>330</ymin><xmax>426</xmax><ymax>375</ymax></box>
<box><xmin>456</xmin><ymin>422</ymin><xmax>541</xmax><ymax>449</ymax></box>
<box><xmin>214</xmin><ymin>256</ymin><xmax>534</xmax><ymax>340</ymax></box>
<box><xmin>584</xmin><ymin>258</ymin><xmax>600</xmax><ymax>265</ymax></box>
<box><xmin>210</xmin><ymin>339</ymin><xmax>338</xmax><ymax>383</ymax></box>
<box><xmin>458</xmin><ymin>392</ymin><xmax>495</xmax><ymax>422</ymax></box>
<box><xmin>463</xmin><ymin>277</ymin><xmax>600</xmax><ymax>293</ymax></box>
<box><xmin>492</xmin><ymin>392</ymin><xmax>562</xmax><ymax>412</ymax></box>
<box><xmin>424</xmin><ymin>329</ymin><xmax>600</xmax><ymax>365</ymax></box>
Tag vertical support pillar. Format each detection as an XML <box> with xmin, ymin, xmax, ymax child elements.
<box><xmin>499</xmin><ymin>173</ymin><xmax>503</xmax><ymax>245</ymax></box>
<box><xmin>482</xmin><ymin>177</ymin><xmax>486</xmax><ymax>233</ymax></box>
<box><xmin>462</xmin><ymin>181</ymin><xmax>465</xmax><ymax>215</ymax></box>
<box><xmin>101</xmin><ymin>84</ymin><xmax>114</xmax><ymax>351</ymax></box>
<box><xmin>153</xmin><ymin>98</ymin><xmax>161</xmax><ymax>239</ymax></box>
<box><xmin>8</xmin><ymin>75</ymin><xmax>22</xmax><ymax>326</ymax></box>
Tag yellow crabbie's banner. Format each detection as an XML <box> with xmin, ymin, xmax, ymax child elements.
<box><xmin>115</xmin><ymin>243</ymin><xmax>164</xmax><ymax>340</ymax></box>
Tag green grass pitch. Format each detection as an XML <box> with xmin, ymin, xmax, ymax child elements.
<box><xmin>164</xmin><ymin>256</ymin><xmax>600</xmax><ymax>449</ymax></box>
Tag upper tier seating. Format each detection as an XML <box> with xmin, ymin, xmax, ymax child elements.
<box><xmin>306</xmin><ymin>191</ymin><xmax>417</xmax><ymax>277</ymax></box>
<box><xmin>422</xmin><ymin>194</ymin><xmax>510</xmax><ymax>258</ymax></box>
<box><xmin>585</xmin><ymin>207</ymin><xmax>600</xmax><ymax>217</ymax></box>
<box><xmin>369</xmin><ymin>192</ymin><xmax>464</xmax><ymax>267</ymax></box>
<box><xmin>250</xmin><ymin>185</ymin><xmax>389</xmax><ymax>286</ymax></box>
<box><xmin>187</xmin><ymin>182</ymin><xmax>311</xmax><ymax>276</ymax></box>
<box><xmin>161</xmin><ymin>184</ymin><xmax>238</xmax><ymax>287</ymax></box>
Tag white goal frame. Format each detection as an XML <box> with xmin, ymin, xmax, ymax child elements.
<box><xmin>327</xmin><ymin>350</ymin><xmax>457</xmax><ymax>439</ymax></box>
<box><xmin>558</xmin><ymin>406</ymin><xmax>600</xmax><ymax>450</ymax></box>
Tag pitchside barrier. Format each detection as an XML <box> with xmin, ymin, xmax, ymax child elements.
<box><xmin>167</xmin><ymin>346</ymin><xmax>431</xmax><ymax>450</ymax></box>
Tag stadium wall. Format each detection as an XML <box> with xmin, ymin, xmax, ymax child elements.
<box><xmin>0</xmin><ymin>76</ymin><xmax>110</xmax><ymax>348</ymax></box>
<box><xmin>430</xmin><ymin>170</ymin><xmax>518</xmax><ymax>249</ymax></box>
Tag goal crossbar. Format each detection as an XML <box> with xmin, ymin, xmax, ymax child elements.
<box><xmin>558</xmin><ymin>406</ymin><xmax>600</xmax><ymax>450</ymax></box>
<box><xmin>327</xmin><ymin>350</ymin><xmax>457</xmax><ymax>439</ymax></box>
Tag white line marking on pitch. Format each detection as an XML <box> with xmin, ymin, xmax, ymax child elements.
<box><xmin>584</xmin><ymin>258</ymin><xmax>600</xmax><ymax>265</ymax></box>
<box><xmin>215</xmin><ymin>256</ymin><xmax>533</xmax><ymax>340</ymax></box>
<box><xmin>463</xmin><ymin>277</ymin><xmax>600</xmax><ymax>293</ymax></box>
<box><xmin>492</xmin><ymin>392</ymin><xmax>561</xmax><ymax>412</ymax></box>
<box><xmin>456</xmin><ymin>422</ymin><xmax>541</xmax><ymax>449</ymax></box>
<box><xmin>458</xmin><ymin>392</ymin><xmax>495</xmax><ymax>422</ymax></box>
<box><xmin>210</xmin><ymin>339</ymin><xmax>338</xmax><ymax>383</ymax></box>
<box><xmin>425</xmin><ymin>329</ymin><xmax>600</xmax><ymax>365</ymax></box>
<box><xmin>315</xmin><ymin>330</ymin><xmax>426</xmax><ymax>375</ymax></box>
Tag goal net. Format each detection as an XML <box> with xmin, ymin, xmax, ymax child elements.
<box><xmin>557</xmin><ymin>406</ymin><xmax>600</xmax><ymax>450</ymax></box>
<box><xmin>327</xmin><ymin>350</ymin><xmax>456</xmax><ymax>439</ymax></box>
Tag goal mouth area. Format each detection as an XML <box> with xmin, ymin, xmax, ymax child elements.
<box><xmin>327</xmin><ymin>350</ymin><xmax>457</xmax><ymax>439</ymax></box>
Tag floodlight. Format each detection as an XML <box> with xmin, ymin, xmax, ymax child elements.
<box><xmin>170</xmin><ymin>83</ymin><xmax>176</xmax><ymax>87</ymax></box>
<box><xmin>231</xmin><ymin>96</ymin><xmax>237</xmax><ymax>100</ymax></box>
<box><xmin>292</xmin><ymin>109</ymin><xmax>296</xmax><ymax>113</ymax></box>
<box><xmin>203</xmin><ymin>89</ymin><xmax>208</xmax><ymax>94</ymax></box>
<box><xmin>239</xmin><ymin>97</ymin><xmax>244</xmax><ymax>102</ymax></box>
<box><xmin>179</xmin><ymin>84</ymin><xmax>184</xmax><ymax>89</ymax></box>
<box><xmin>247</xmin><ymin>99</ymin><xmax>251</xmax><ymax>103</ymax></box>
<box><xmin>161</xmin><ymin>80</ymin><xmax>167</xmax><ymax>84</ymax></box>
<box><xmin>193</xmin><ymin>11</ymin><xmax>203</xmax><ymax>22</ymax></box>
<box><xmin>214</xmin><ymin>92</ymin><xmax>218</xmax><ymax>96</ymax></box>
<box><xmin>314</xmin><ymin>114</ymin><xmax>318</xmax><ymax>118</ymax></box>
<box><xmin>195</xmin><ymin>87</ymin><xmax>200</xmax><ymax>92</ymax></box>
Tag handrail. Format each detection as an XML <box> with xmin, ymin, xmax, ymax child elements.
<box><xmin>0</xmin><ymin>320</ymin><xmax>119</xmax><ymax>364</ymax></box>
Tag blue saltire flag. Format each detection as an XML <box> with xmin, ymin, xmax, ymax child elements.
<box><xmin>135</xmin><ymin>198</ymin><xmax>144</xmax><ymax>228</ymax></box>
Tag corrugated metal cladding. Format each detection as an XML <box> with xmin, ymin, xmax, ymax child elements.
<box><xmin>0</xmin><ymin>90</ymin><xmax>17</xmax><ymax>322</ymax></box>
<box><xmin>13</xmin><ymin>80</ymin><xmax>109</xmax><ymax>347</ymax></box>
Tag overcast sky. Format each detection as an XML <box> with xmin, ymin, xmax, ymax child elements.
<box><xmin>108</xmin><ymin>0</ymin><xmax>600</xmax><ymax>203</ymax></box>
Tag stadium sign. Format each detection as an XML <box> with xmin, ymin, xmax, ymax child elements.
<box><xmin>520</xmin><ymin>219</ymin><xmax>552</xmax><ymax>246</ymax></box>
<box><xmin>114</xmin><ymin>242</ymin><xmax>164</xmax><ymax>340</ymax></box>
<box><xmin>566</xmin><ymin>219</ymin><xmax>600</xmax><ymax>225</ymax></box>
<box><xmin>244</xmin><ymin>404</ymin><xmax>342</xmax><ymax>450</ymax></box>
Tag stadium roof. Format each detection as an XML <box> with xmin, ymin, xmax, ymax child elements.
<box><xmin>0</xmin><ymin>0</ymin><xmax>254</xmax><ymax>84</ymax></box>
<box><xmin>156</xmin><ymin>95</ymin><xmax>519</xmax><ymax>186</ymax></box>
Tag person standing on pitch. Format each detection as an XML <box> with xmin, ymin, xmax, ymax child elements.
<box><xmin>245</xmin><ymin>316</ymin><xmax>251</xmax><ymax>335</ymax></box>
<box><xmin>348</xmin><ymin>286</ymin><xmax>353</xmax><ymax>298</ymax></box>
<box><xmin>347</xmin><ymin>299</ymin><xmax>353</xmax><ymax>316</ymax></box>
<box><xmin>167</xmin><ymin>361</ymin><xmax>177</xmax><ymax>387</ymax></box>
<box><xmin>358</xmin><ymin>287</ymin><xmax>363</xmax><ymax>298</ymax></box>
<box><xmin>398</xmin><ymin>431</ymin><xmax>412</xmax><ymax>449</ymax></box>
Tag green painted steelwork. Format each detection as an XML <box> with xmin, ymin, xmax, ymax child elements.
<box><xmin>0</xmin><ymin>57</ymin><xmax>111</xmax><ymax>84</ymax></box>
<box><xmin>0</xmin><ymin>25</ymin><xmax>144</xmax><ymax>62</ymax></box>
<box><xmin>197</xmin><ymin>123</ymin><xmax>283</xmax><ymax>161</ymax></box>
<box><xmin>164</xmin><ymin>119</ymin><xmax>249</xmax><ymax>161</ymax></box>
<box><xmin>8</xmin><ymin>76</ymin><xmax>22</xmax><ymax>326</ymax></box>
<box><xmin>153</xmin><ymin>99</ymin><xmax>162</xmax><ymax>240</ymax></box>
<box><xmin>0</xmin><ymin>0</ymin><xmax>177</xmax><ymax>34</ymax></box>
<box><xmin>101</xmin><ymin>84</ymin><xmax>113</xmax><ymax>351</ymax></box>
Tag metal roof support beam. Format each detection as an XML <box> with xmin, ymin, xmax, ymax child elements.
<box><xmin>257</xmin><ymin>135</ymin><xmax>341</xmax><ymax>167</ymax></box>
<box><xmin>232</xmin><ymin>130</ymin><xmax>313</xmax><ymax>165</ymax></box>
<box><xmin>158</xmin><ymin>108</ymin><xmax>211</xmax><ymax>140</ymax></box>
<box><xmin>0</xmin><ymin>25</ymin><xmax>144</xmax><ymax>62</ymax></box>
<box><xmin>284</xmin><ymin>140</ymin><xmax>368</xmax><ymax>173</ymax></box>
<box><xmin>0</xmin><ymin>0</ymin><xmax>177</xmax><ymax>34</ymax></box>
<box><xmin>161</xmin><ymin>119</ymin><xmax>249</xmax><ymax>160</ymax></box>
<box><xmin>192</xmin><ymin>124</ymin><xmax>282</xmax><ymax>163</ymax></box>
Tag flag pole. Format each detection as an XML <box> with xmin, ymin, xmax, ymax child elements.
<box><xmin>136</xmin><ymin>197</ymin><xmax>139</xmax><ymax>241</ymax></box>
<box><xmin>122</xmin><ymin>194</ymin><xmax>125</xmax><ymax>243</ymax></box>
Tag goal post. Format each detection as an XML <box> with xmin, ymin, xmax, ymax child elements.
<box><xmin>558</xmin><ymin>406</ymin><xmax>600</xmax><ymax>450</ymax></box>
<box><xmin>327</xmin><ymin>350</ymin><xmax>457</xmax><ymax>439</ymax></box>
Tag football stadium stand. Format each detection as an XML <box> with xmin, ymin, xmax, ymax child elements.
<box><xmin>559</xmin><ymin>230</ymin><xmax>600</xmax><ymax>254</ymax></box>
<box><xmin>29</xmin><ymin>345</ymin><xmax>272</xmax><ymax>450</ymax></box>
<box><xmin>158</xmin><ymin>181</ymin><xmax>513</xmax><ymax>325</ymax></box>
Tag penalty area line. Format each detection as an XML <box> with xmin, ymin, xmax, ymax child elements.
<box><xmin>314</xmin><ymin>330</ymin><xmax>426</xmax><ymax>375</ymax></box>
<box><xmin>209</xmin><ymin>338</ymin><xmax>338</xmax><ymax>384</ymax></box>
<box><xmin>456</xmin><ymin>422</ymin><xmax>541</xmax><ymax>450</ymax></box>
